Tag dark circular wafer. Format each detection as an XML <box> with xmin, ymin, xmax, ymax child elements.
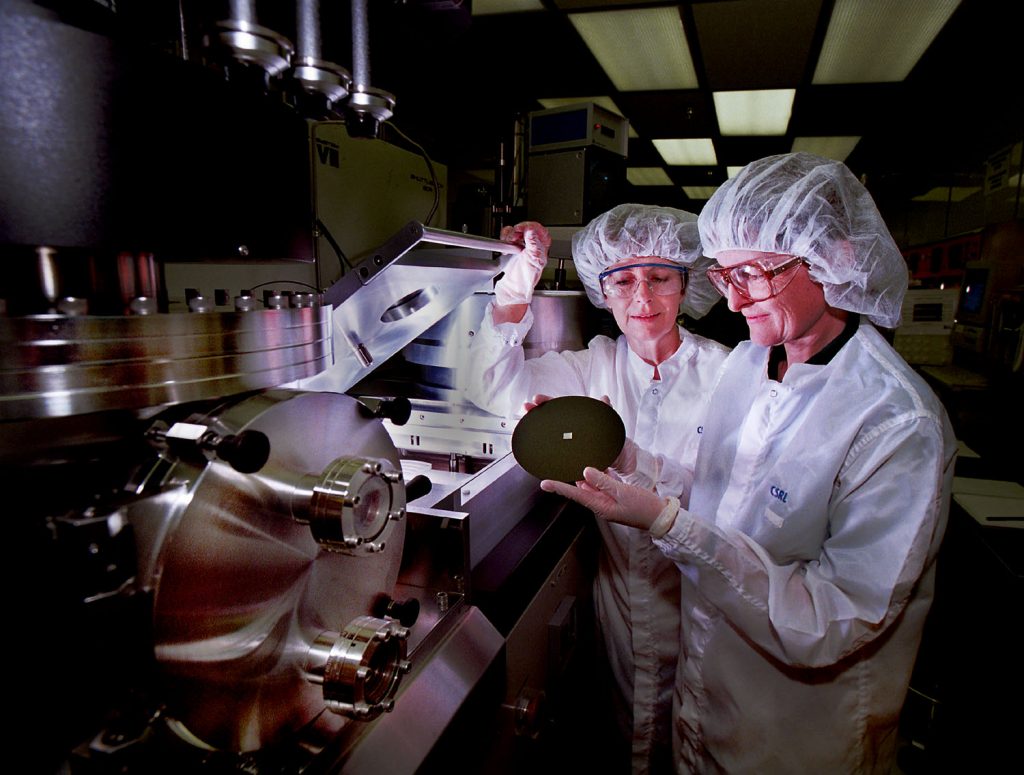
<box><xmin>512</xmin><ymin>395</ymin><xmax>625</xmax><ymax>483</ymax></box>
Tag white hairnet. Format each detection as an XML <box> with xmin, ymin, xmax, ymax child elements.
<box><xmin>572</xmin><ymin>204</ymin><xmax>720</xmax><ymax>318</ymax></box>
<box><xmin>698</xmin><ymin>152</ymin><xmax>908</xmax><ymax>328</ymax></box>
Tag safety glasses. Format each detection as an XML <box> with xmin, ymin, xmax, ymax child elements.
<box><xmin>599</xmin><ymin>263</ymin><xmax>688</xmax><ymax>299</ymax></box>
<box><xmin>705</xmin><ymin>255</ymin><xmax>807</xmax><ymax>301</ymax></box>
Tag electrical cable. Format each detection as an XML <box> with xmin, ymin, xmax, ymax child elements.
<box><xmin>246</xmin><ymin>280</ymin><xmax>322</xmax><ymax>292</ymax></box>
<box><xmin>316</xmin><ymin>217</ymin><xmax>352</xmax><ymax>277</ymax></box>
<box><xmin>384</xmin><ymin>120</ymin><xmax>440</xmax><ymax>225</ymax></box>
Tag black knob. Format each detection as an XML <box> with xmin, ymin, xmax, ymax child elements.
<box><xmin>372</xmin><ymin>594</ymin><xmax>420</xmax><ymax>627</ymax></box>
<box><xmin>214</xmin><ymin>430</ymin><xmax>271</xmax><ymax>474</ymax></box>
<box><xmin>404</xmin><ymin>474</ymin><xmax>432</xmax><ymax>502</ymax></box>
<box><xmin>356</xmin><ymin>396</ymin><xmax>412</xmax><ymax>426</ymax></box>
<box><xmin>381</xmin><ymin>397</ymin><xmax>412</xmax><ymax>426</ymax></box>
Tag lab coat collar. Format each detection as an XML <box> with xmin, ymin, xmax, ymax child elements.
<box><xmin>768</xmin><ymin>314</ymin><xmax>861</xmax><ymax>379</ymax></box>
<box><xmin>625</xmin><ymin>326</ymin><xmax>693</xmax><ymax>381</ymax></box>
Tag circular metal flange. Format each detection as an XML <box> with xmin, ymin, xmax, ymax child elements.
<box><xmin>347</xmin><ymin>86</ymin><xmax>396</xmax><ymax>124</ymax></box>
<box><xmin>147</xmin><ymin>391</ymin><xmax>408</xmax><ymax>751</ymax></box>
<box><xmin>307</xmin><ymin>615</ymin><xmax>412</xmax><ymax>719</ymax></box>
<box><xmin>291</xmin><ymin>56</ymin><xmax>351</xmax><ymax>106</ymax></box>
<box><xmin>0</xmin><ymin>307</ymin><xmax>331</xmax><ymax>420</ymax></box>
<box><xmin>209</xmin><ymin>20</ymin><xmax>295</xmax><ymax>77</ymax></box>
<box><xmin>301</xmin><ymin>456</ymin><xmax>406</xmax><ymax>554</ymax></box>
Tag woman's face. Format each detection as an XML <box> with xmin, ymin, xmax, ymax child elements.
<box><xmin>602</xmin><ymin>256</ymin><xmax>685</xmax><ymax>353</ymax></box>
<box><xmin>713</xmin><ymin>249</ymin><xmax>831</xmax><ymax>348</ymax></box>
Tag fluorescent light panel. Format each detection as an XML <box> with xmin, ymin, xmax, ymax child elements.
<box><xmin>627</xmin><ymin>168</ymin><xmax>674</xmax><ymax>186</ymax></box>
<box><xmin>569</xmin><ymin>8</ymin><xmax>698</xmax><ymax>91</ymax></box>
<box><xmin>472</xmin><ymin>0</ymin><xmax>544</xmax><ymax>15</ymax></box>
<box><xmin>791</xmin><ymin>136</ymin><xmax>862</xmax><ymax>161</ymax></box>
<box><xmin>683</xmin><ymin>186</ymin><xmax>718</xmax><ymax>200</ymax></box>
<box><xmin>713</xmin><ymin>89</ymin><xmax>795</xmax><ymax>136</ymax></box>
<box><xmin>813</xmin><ymin>0</ymin><xmax>961</xmax><ymax>84</ymax></box>
<box><xmin>538</xmin><ymin>97</ymin><xmax>638</xmax><ymax>138</ymax></box>
<box><xmin>652</xmin><ymin>138</ymin><xmax>718</xmax><ymax>166</ymax></box>
<box><xmin>726</xmin><ymin>166</ymin><xmax>744</xmax><ymax>179</ymax></box>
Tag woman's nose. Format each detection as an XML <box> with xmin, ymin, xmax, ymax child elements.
<box><xmin>726</xmin><ymin>283</ymin><xmax>749</xmax><ymax>312</ymax></box>
<box><xmin>632</xmin><ymin>279</ymin><xmax>654</xmax><ymax>302</ymax></box>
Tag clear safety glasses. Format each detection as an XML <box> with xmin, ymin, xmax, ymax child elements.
<box><xmin>599</xmin><ymin>263</ymin><xmax>688</xmax><ymax>299</ymax></box>
<box><xmin>705</xmin><ymin>255</ymin><xmax>807</xmax><ymax>302</ymax></box>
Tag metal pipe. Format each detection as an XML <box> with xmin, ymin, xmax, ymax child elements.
<box><xmin>351</xmin><ymin>0</ymin><xmax>370</xmax><ymax>90</ymax></box>
<box><xmin>229</xmin><ymin>0</ymin><xmax>256</xmax><ymax>25</ymax></box>
<box><xmin>296</xmin><ymin>0</ymin><xmax>321</xmax><ymax>60</ymax></box>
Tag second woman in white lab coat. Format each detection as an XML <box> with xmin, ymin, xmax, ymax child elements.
<box><xmin>464</xmin><ymin>204</ymin><xmax>728</xmax><ymax>774</ymax></box>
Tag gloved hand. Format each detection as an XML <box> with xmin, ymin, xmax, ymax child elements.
<box><xmin>494</xmin><ymin>221</ymin><xmax>551</xmax><ymax>307</ymax></box>
<box><xmin>540</xmin><ymin>467</ymin><xmax>674</xmax><ymax>531</ymax></box>
<box><xmin>608</xmin><ymin>436</ymin><xmax>640</xmax><ymax>477</ymax></box>
<box><xmin>522</xmin><ymin>392</ymin><xmax>552</xmax><ymax>414</ymax></box>
<box><xmin>588</xmin><ymin>395</ymin><xmax>649</xmax><ymax>487</ymax></box>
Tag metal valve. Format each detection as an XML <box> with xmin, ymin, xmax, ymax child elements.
<box><xmin>148</xmin><ymin>421</ymin><xmax>271</xmax><ymax>474</ymax></box>
<box><xmin>291</xmin><ymin>456</ymin><xmax>406</xmax><ymax>554</ymax></box>
<box><xmin>305</xmin><ymin>615</ymin><xmax>412</xmax><ymax>720</ymax></box>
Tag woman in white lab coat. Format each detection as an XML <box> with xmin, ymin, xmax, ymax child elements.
<box><xmin>464</xmin><ymin>204</ymin><xmax>728</xmax><ymax>774</ymax></box>
<box><xmin>540</xmin><ymin>154</ymin><xmax>957</xmax><ymax>774</ymax></box>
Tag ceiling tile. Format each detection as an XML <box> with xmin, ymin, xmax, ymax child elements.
<box><xmin>615</xmin><ymin>92</ymin><xmax>713</xmax><ymax>138</ymax></box>
<box><xmin>790</xmin><ymin>84</ymin><xmax>903</xmax><ymax>136</ymax></box>
<box><xmin>713</xmin><ymin>137</ymin><xmax>792</xmax><ymax>167</ymax></box>
<box><xmin>667</xmin><ymin>166</ymin><xmax>727</xmax><ymax>187</ymax></box>
<box><xmin>692</xmin><ymin>0</ymin><xmax>824</xmax><ymax>90</ymax></box>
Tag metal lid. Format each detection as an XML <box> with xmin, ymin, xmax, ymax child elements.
<box><xmin>298</xmin><ymin>222</ymin><xmax>518</xmax><ymax>395</ymax></box>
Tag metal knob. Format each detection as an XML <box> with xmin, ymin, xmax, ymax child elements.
<box><xmin>152</xmin><ymin>422</ymin><xmax>271</xmax><ymax>474</ymax></box>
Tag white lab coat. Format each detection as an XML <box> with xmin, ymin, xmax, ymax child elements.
<box><xmin>464</xmin><ymin>301</ymin><xmax>730</xmax><ymax>774</ymax></box>
<box><xmin>654</xmin><ymin>321</ymin><xmax>956</xmax><ymax>774</ymax></box>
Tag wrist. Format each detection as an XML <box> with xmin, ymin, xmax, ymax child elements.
<box><xmin>491</xmin><ymin>302</ymin><xmax>529</xmax><ymax>324</ymax></box>
<box><xmin>649</xmin><ymin>496</ymin><xmax>680</xmax><ymax>538</ymax></box>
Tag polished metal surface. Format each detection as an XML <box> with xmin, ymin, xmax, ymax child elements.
<box><xmin>334</xmin><ymin>606</ymin><xmax>503</xmax><ymax>774</ymax></box>
<box><xmin>0</xmin><ymin>307</ymin><xmax>330</xmax><ymax>420</ymax></box>
<box><xmin>299</xmin><ymin>223</ymin><xmax>517</xmax><ymax>396</ymax></box>
<box><xmin>306</xmin><ymin>615</ymin><xmax>411</xmax><ymax>719</ymax></box>
<box><xmin>402</xmin><ymin>289</ymin><xmax>596</xmax><ymax>392</ymax></box>
<box><xmin>210</xmin><ymin>19</ymin><xmax>295</xmax><ymax>76</ymax></box>
<box><xmin>295</xmin><ymin>455</ymin><xmax>406</xmax><ymax>554</ymax></box>
<box><xmin>141</xmin><ymin>390</ymin><xmax>407</xmax><ymax>752</ymax></box>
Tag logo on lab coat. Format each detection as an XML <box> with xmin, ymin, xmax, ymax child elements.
<box><xmin>769</xmin><ymin>485</ymin><xmax>789</xmax><ymax>503</ymax></box>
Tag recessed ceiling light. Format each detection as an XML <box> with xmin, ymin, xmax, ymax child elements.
<box><xmin>726</xmin><ymin>166</ymin><xmax>744</xmax><ymax>179</ymax></box>
<box><xmin>627</xmin><ymin>168</ymin><xmax>674</xmax><ymax>186</ymax></box>
<box><xmin>472</xmin><ymin>0</ymin><xmax>544</xmax><ymax>15</ymax></box>
<box><xmin>683</xmin><ymin>186</ymin><xmax>719</xmax><ymax>200</ymax></box>
<box><xmin>713</xmin><ymin>89</ymin><xmax>795</xmax><ymax>136</ymax></box>
<box><xmin>569</xmin><ymin>7</ymin><xmax>699</xmax><ymax>91</ymax></box>
<box><xmin>813</xmin><ymin>0</ymin><xmax>961</xmax><ymax>84</ymax></box>
<box><xmin>652</xmin><ymin>138</ymin><xmax>718</xmax><ymax>166</ymax></box>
